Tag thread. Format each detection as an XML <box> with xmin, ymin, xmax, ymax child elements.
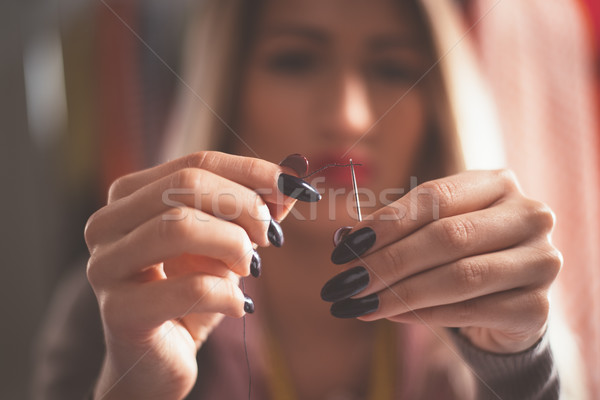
<box><xmin>243</xmin><ymin>161</ymin><xmax>362</xmax><ymax>399</ymax></box>
<box><xmin>241</xmin><ymin>278</ymin><xmax>252</xmax><ymax>399</ymax></box>
<box><xmin>301</xmin><ymin>162</ymin><xmax>363</xmax><ymax>179</ymax></box>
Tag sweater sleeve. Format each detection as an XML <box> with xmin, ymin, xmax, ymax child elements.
<box><xmin>449</xmin><ymin>329</ymin><xmax>560</xmax><ymax>400</ymax></box>
<box><xmin>30</xmin><ymin>264</ymin><xmax>105</xmax><ymax>400</ymax></box>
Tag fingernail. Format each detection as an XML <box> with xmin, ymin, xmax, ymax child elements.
<box><xmin>244</xmin><ymin>295</ymin><xmax>255</xmax><ymax>314</ymax></box>
<box><xmin>268</xmin><ymin>219</ymin><xmax>284</xmax><ymax>247</ymax></box>
<box><xmin>279</xmin><ymin>153</ymin><xmax>309</xmax><ymax>176</ymax></box>
<box><xmin>331</xmin><ymin>227</ymin><xmax>376</xmax><ymax>265</ymax></box>
<box><xmin>321</xmin><ymin>266</ymin><xmax>370</xmax><ymax>302</ymax></box>
<box><xmin>277</xmin><ymin>174</ymin><xmax>322</xmax><ymax>202</ymax></box>
<box><xmin>330</xmin><ymin>294</ymin><xmax>379</xmax><ymax>318</ymax></box>
<box><xmin>250</xmin><ymin>250</ymin><xmax>262</xmax><ymax>278</ymax></box>
<box><xmin>332</xmin><ymin>226</ymin><xmax>352</xmax><ymax>247</ymax></box>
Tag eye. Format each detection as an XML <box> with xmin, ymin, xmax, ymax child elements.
<box><xmin>370</xmin><ymin>60</ymin><xmax>417</xmax><ymax>84</ymax></box>
<box><xmin>266</xmin><ymin>51</ymin><xmax>317</xmax><ymax>75</ymax></box>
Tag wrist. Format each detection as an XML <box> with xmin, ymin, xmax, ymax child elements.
<box><xmin>92</xmin><ymin>356</ymin><xmax>135</xmax><ymax>400</ymax></box>
<box><xmin>93</xmin><ymin>354</ymin><xmax>186</xmax><ymax>400</ymax></box>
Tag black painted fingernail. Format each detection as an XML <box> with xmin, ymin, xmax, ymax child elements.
<box><xmin>250</xmin><ymin>250</ymin><xmax>262</xmax><ymax>278</ymax></box>
<box><xmin>331</xmin><ymin>227</ymin><xmax>376</xmax><ymax>265</ymax></box>
<box><xmin>332</xmin><ymin>226</ymin><xmax>352</xmax><ymax>247</ymax></box>
<box><xmin>277</xmin><ymin>174</ymin><xmax>322</xmax><ymax>202</ymax></box>
<box><xmin>244</xmin><ymin>295</ymin><xmax>255</xmax><ymax>314</ymax></box>
<box><xmin>321</xmin><ymin>266</ymin><xmax>370</xmax><ymax>302</ymax></box>
<box><xmin>268</xmin><ymin>219</ymin><xmax>284</xmax><ymax>247</ymax></box>
<box><xmin>330</xmin><ymin>294</ymin><xmax>379</xmax><ymax>318</ymax></box>
<box><xmin>279</xmin><ymin>153</ymin><xmax>309</xmax><ymax>176</ymax></box>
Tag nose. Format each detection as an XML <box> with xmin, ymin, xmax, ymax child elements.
<box><xmin>320</xmin><ymin>71</ymin><xmax>374</xmax><ymax>143</ymax></box>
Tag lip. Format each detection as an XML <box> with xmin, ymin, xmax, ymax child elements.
<box><xmin>308</xmin><ymin>151</ymin><xmax>373</xmax><ymax>188</ymax></box>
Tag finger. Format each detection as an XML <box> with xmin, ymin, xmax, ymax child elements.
<box><xmin>264</xmin><ymin>153</ymin><xmax>310</xmax><ymax>221</ymax></box>
<box><xmin>348</xmin><ymin>198</ymin><xmax>552</xmax><ymax>297</ymax></box>
<box><xmin>88</xmin><ymin>208</ymin><xmax>254</xmax><ymax>285</ymax></box>
<box><xmin>356</xmin><ymin>244</ymin><xmax>559</xmax><ymax>321</ymax></box>
<box><xmin>265</xmin><ymin>198</ymin><xmax>298</xmax><ymax>223</ymax></box>
<box><xmin>331</xmin><ymin>170</ymin><xmax>520</xmax><ymax>265</ymax></box>
<box><xmin>108</xmin><ymin>273</ymin><xmax>247</xmax><ymax>331</ymax></box>
<box><xmin>163</xmin><ymin>254</ymin><xmax>234</xmax><ymax>279</ymax></box>
<box><xmin>384</xmin><ymin>289</ymin><xmax>549</xmax><ymax>336</ymax></box>
<box><xmin>107</xmin><ymin>151</ymin><xmax>316</xmax><ymax>207</ymax></box>
<box><xmin>88</xmin><ymin>168</ymin><xmax>272</xmax><ymax>247</ymax></box>
<box><xmin>180</xmin><ymin>313</ymin><xmax>226</xmax><ymax>348</ymax></box>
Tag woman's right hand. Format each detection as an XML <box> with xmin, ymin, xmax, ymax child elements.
<box><xmin>84</xmin><ymin>151</ymin><xmax>314</xmax><ymax>400</ymax></box>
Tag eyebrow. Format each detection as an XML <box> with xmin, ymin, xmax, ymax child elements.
<box><xmin>261</xmin><ymin>25</ymin><xmax>329</xmax><ymax>44</ymax></box>
<box><xmin>261</xmin><ymin>25</ymin><xmax>420</xmax><ymax>51</ymax></box>
<box><xmin>368</xmin><ymin>35</ymin><xmax>420</xmax><ymax>51</ymax></box>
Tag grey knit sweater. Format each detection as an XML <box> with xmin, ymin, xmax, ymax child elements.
<box><xmin>30</xmin><ymin>267</ymin><xmax>559</xmax><ymax>400</ymax></box>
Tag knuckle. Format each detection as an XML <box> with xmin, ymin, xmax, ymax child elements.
<box><xmin>84</xmin><ymin>210</ymin><xmax>102</xmax><ymax>248</ymax></box>
<box><xmin>454</xmin><ymin>258</ymin><xmax>487</xmax><ymax>290</ymax></box>
<box><xmin>526</xmin><ymin>200</ymin><xmax>556</xmax><ymax>232</ymax></box>
<box><xmin>107</xmin><ymin>175</ymin><xmax>130</xmax><ymax>203</ymax></box>
<box><xmin>381</xmin><ymin>245</ymin><xmax>404</xmax><ymax>271</ymax></box>
<box><xmin>186</xmin><ymin>151</ymin><xmax>209</xmax><ymax>169</ymax></box>
<box><xmin>375</xmin><ymin>202</ymin><xmax>407</xmax><ymax>231</ymax></box>
<box><xmin>389</xmin><ymin>212</ymin><xmax>406</xmax><ymax>235</ymax></box>
<box><xmin>174</xmin><ymin>168</ymin><xmax>205</xmax><ymax>191</ymax></box>
<box><xmin>186</xmin><ymin>275</ymin><xmax>209</xmax><ymax>301</ymax></box>
<box><xmin>538</xmin><ymin>246</ymin><xmax>563</xmax><ymax>281</ymax></box>
<box><xmin>495</xmin><ymin>169</ymin><xmax>520</xmax><ymax>193</ymax></box>
<box><xmin>244</xmin><ymin>158</ymin><xmax>260</xmax><ymax>180</ymax></box>
<box><xmin>86</xmin><ymin>252</ymin><xmax>108</xmax><ymax>288</ymax></box>
<box><xmin>456</xmin><ymin>301</ymin><xmax>476</xmax><ymax>324</ymax></box>
<box><xmin>85</xmin><ymin>255</ymin><xmax>100</xmax><ymax>284</ymax></box>
<box><xmin>437</xmin><ymin>217</ymin><xmax>475</xmax><ymax>250</ymax></box>
<box><xmin>421</xmin><ymin>179</ymin><xmax>457</xmax><ymax>210</ymax></box>
<box><xmin>527</xmin><ymin>291</ymin><xmax>550</xmax><ymax>323</ymax></box>
<box><xmin>386</xmin><ymin>203</ymin><xmax>408</xmax><ymax>224</ymax></box>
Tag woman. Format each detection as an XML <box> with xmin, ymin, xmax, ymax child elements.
<box><xmin>35</xmin><ymin>0</ymin><xmax>563</xmax><ymax>399</ymax></box>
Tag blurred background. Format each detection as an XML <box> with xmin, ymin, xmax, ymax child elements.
<box><xmin>1</xmin><ymin>0</ymin><xmax>599</xmax><ymax>398</ymax></box>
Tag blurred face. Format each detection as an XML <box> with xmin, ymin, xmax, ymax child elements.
<box><xmin>236</xmin><ymin>0</ymin><xmax>433</xmax><ymax>233</ymax></box>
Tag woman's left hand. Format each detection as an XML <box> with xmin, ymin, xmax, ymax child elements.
<box><xmin>322</xmin><ymin>170</ymin><xmax>562</xmax><ymax>354</ymax></box>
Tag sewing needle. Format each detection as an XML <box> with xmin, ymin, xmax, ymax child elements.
<box><xmin>349</xmin><ymin>158</ymin><xmax>362</xmax><ymax>222</ymax></box>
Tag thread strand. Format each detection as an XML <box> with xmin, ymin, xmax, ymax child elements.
<box><xmin>242</xmin><ymin>161</ymin><xmax>360</xmax><ymax>400</ymax></box>
<box><xmin>301</xmin><ymin>162</ymin><xmax>363</xmax><ymax>179</ymax></box>
<box><xmin>241</xmin><ymin>278</ymin><xmax>252</xmax><ymax>399</ymax></box>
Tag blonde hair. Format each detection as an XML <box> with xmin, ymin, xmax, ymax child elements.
<box><xmin>162</xmin><ymin>0</ymin><xmax>504</xmax><ymax>171</ymax></box>
<box><xmin>162</xmin><ymin>0</ymin><xmax>256</xmax><ymax>160</ymax></box>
